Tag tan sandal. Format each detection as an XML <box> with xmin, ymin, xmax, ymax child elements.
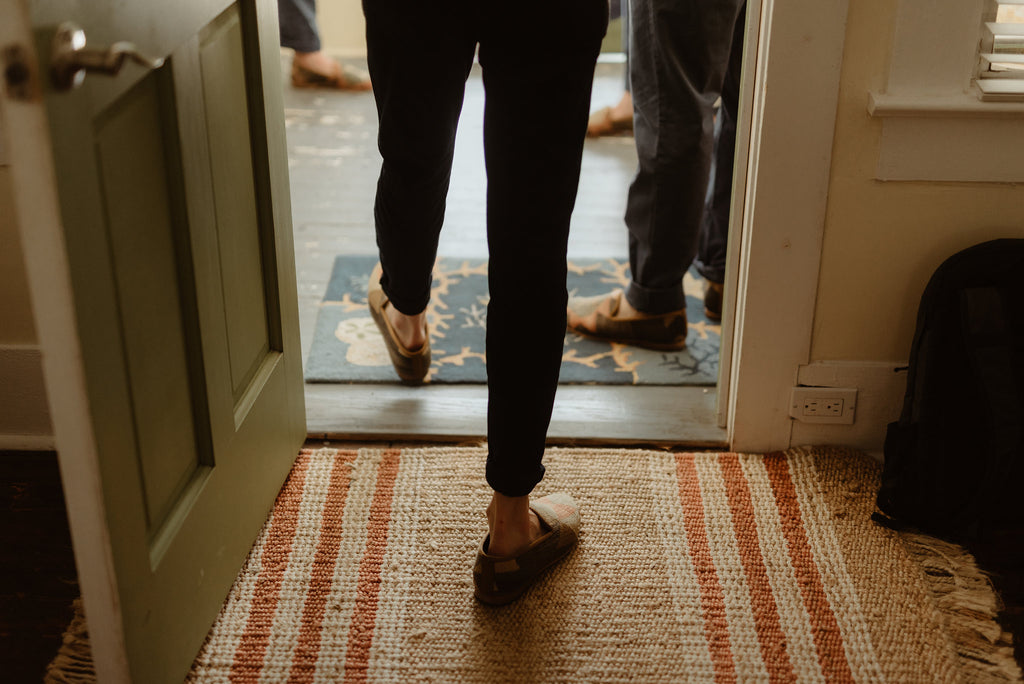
<box><xmin>291</xmin><ymin>60</ymin><xmax>371</xmax><ymax>91</ymax></box>
<box><xmin>586</xmin><ymin>105</ymin><xmax>633</xmax><ymax>138</ymax></box>
<box><xmin>473</xmin><ymin>493</ymin><xmax>581</xmax><ymax>606</ymax></box>
<box><xmin>367</xmin><ymin>267</ymin><xmax>431</xmax><ymax>384</ymax></box>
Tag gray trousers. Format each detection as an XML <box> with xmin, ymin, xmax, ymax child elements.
<box><xmin>279</xmin><ymin>0</ymin><xmax>320</xmax><ymax>53</ymax></box>
<box><xmin>624</xmin><ymin>0</ymin><xmax>746</xmax><ymax>314</ymax></box>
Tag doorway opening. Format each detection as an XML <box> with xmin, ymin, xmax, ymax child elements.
<box><xmin>287</xmin><ymin>42</ymin><xmax>737</xmax><ymax>447</ymax></box>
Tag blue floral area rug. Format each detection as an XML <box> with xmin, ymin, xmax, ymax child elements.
<box><xmin>304</xmin><ymin>256</ymin><xmax>720</xmax><ymax>385</ymax></box>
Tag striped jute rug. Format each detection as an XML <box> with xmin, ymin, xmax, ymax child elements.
<box><xmin>180</xmin><ymin>446</ymin><xmax>1020</xmax><ymax>683</ymax></box>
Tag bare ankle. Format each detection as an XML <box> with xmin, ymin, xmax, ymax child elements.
<box><xmin>487</xmin><ymin>492</ymin><xmax>541</xmax><ymax>557</ymax></box>
<box><xmin>386</xmin><ymin>305</ymin><xmax>427</xmax><ymax>351</ymax></box>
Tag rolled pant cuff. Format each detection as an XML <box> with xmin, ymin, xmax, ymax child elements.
<box><xmin>625</xmin><ymin>280</ymin><xmax>687</xmax><ymax>315</ymax></box>
<box><xmin>486</xmin><ymin>461</ymin><xmax>544</xmax><ymax>499</ymax></box>
<box><xmin>694</xmin><ymin>260</ymin><xmax>725</xmax><ymax>285</ymax></box>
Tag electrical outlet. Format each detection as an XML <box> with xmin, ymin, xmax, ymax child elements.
<box><xmin>789</xmin><ymin>387</ymin><xmax>857</xmax><ymax>424</ymax></box>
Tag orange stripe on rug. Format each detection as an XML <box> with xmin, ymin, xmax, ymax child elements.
<box><xmin>229</xmin><ymin>453</ymin><xmax>313</xmax><ymax>683</ymax></box>
<box><xmin>343</xmin><ymin>449</ymin><xmax>401</xmax><ymax>683</ymax></box>
<box><xmin>288</xmin><ymin>450</ymin><xmax>359</xmax><ymax>682</ymax></box>
<box><xmin>762</xmin><ymin>453</ymin><xmax>854</xmax><ymax>683</ymax></box>
<box><xmin>719</xmin><ymin>454</ymin><xmax>795</xmax><ymax>683</ymax></box>
<box><xmin>676</xmin><ymin>454</ymin><xmax>737</xmax><ymax>684</ymax></box>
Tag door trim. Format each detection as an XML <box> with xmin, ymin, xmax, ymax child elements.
<box><xmin>2</xmin><ymin>4</ymin><xmax>131</xmax><ymax>679</ymax></box>
<box><xmin>727</xmin><ymin>0</ymin><xmax>850</xmax><ymax>452</ymax></box>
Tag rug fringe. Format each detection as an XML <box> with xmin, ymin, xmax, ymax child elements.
<box><xmin>44</xmin><ymin>599</ymin><xmax>96</xmax><ymax>684</ymax></box>
<box><xmin>900</xmin><ymin>532</ymin><xmax>1023</xmax><ymax>682</ymax></box>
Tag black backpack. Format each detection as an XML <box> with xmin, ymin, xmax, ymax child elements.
<box><xmin>875</xmin><ymin>238</ymin><xmax>1024</xmax><ymax>542</ymax></box>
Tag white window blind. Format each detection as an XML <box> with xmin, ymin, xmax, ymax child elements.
<box><xmin>977</xmin><ymin>0</ymin><xmax>1024</xmax><ymax>101</ymax></box>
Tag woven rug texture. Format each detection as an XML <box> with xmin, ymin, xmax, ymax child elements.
<box><xmin>179</xmin><ymin>446</ymin><xmax>1019</xmax><ymax>683</ymax></box>
<box><xmin>303</xmin><ymin>256</ymin><xmax>721</xmax><ymax>385</ymax></box>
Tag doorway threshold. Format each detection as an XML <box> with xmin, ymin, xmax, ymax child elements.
<box><xmin>305</xmin><ymin>384</ymin><xmax>727</xmax><ymax>447</ymax></box>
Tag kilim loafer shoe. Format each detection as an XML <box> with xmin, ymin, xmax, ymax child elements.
<box><xmin>704</xmin><ymin>281</ymin><xmax>724</xmax><ymax>321</ymax></box>
<box><xmin>368</xmin><ymin>268</ymin><xmax>431</xmax><ymax>384</ymax></box>
<box><xmin>567</xmin><ymin>289</ymin><xmax>688</xmax><ymax>351</ymax></box>
<box><xmin>473</xmin><ymin>493</ymin><xmax>581</xmax><ymax>606</ymax></box>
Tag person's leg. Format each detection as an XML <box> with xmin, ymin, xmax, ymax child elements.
<box><xmin>479</xmin><ymin>0</ymin><xmax>606</xmax><ymax>528</ymax></box>
<box><xmin>695</xmin><ymin>4</ymin><xmax>745</xmax><ymax>319</ymax></box>
<box><xmin>624</xmin><ymin>0</ymin><xmax>746</xmax><ymax>315</ymax></box>
<box><xmin>363</xmin><ymin>0</ymin><xmax>476</xmax><ymax>325</ymax></box>
<box><xmin>586</xmin><ymin>0</ymin><xmax>632</xmax><ymax>137</ymax></box>
<box><xmin>279</xmin><ymin>0</ymin><xmax>320</xmax><ymax>53</ymax></box>
<box><xmin>284</xmin><ymin>0</ymin><xmax>371</xmax><ymax>90</ymax></box>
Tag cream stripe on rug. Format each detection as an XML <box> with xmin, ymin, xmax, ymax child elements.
<box><xmin>783</xmin><ymin>449</ymin><xmax>882</xmax><ymax>682</ymax></box>
<box><xmin>739</xmin><ymin>455</ymin><xmax>826</xmax><ymax>683</ymax></box>
<box><xmin>693</xmin><ymin>454</ymin><xmax>772</xmax><ymax>681</ymax></box>
<box><xmin>183</xmin><ymin>447</ymin><xmax>1021</xmax><ymax>683</ymax></box>
<box><xmin>650</xmin><ymin>454</ymin><xmax>717</xmax><ymax>678</ymax></box>
<box><xmin>717</xmin><ymin>454</ymin><xmax>795</xmax><ymax>682</ymax></box>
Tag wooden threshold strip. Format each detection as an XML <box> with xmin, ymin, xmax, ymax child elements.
<box><xmin>305</xmin><ymin>384</ymin><xmax>727</xmax><ymax>448</ymax></box>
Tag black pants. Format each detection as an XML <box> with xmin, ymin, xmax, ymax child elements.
<box><xmin>363</xmin><ymin>0</ymin><xmax>607</xmax><ymax>496</ymax></box>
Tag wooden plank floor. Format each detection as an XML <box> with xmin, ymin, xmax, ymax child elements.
<box><xmin>286</xmin><ymin>58</ymin><xmax>727</xmax><ymax>446</ymax></box>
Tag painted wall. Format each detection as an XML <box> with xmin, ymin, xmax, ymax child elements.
<box><xmin>812</xmin><ymin>0</ymin><xmax>1024</xmax><ymax>363</ymax></box>
<box><xmin>0</xmin><ymin>167</ymin><xmax>35</xmax><ymax>344</ymax></box>
<box><xmin>790</xmin><ymin>0</ymin><xmax>1024</xmax><ymax>453</ymax></box>
<box><xmin>0</xmin><ymin>162</ymin><xmax>53</xmax><ymax>447</ymax></box>
<box><xmin>317</xmin><ymin>0</ymin><xmax>366</xmax><ymax>57</ymax></box>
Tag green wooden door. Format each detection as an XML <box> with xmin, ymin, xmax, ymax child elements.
<box><xmin>30</xmin><ymin>1</ymin><xmax>305</xmax><ymax>681</ymax></box>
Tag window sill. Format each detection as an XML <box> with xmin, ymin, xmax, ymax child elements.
<box><xmin>867</xmin><ymin>89</ymin><xmax>1024</xmax><ymax>182</ymax></box>
<box><xmin>868</xmin><ymin>90</ymin><xmax>1024</xmax><ymax>118</ymax></box>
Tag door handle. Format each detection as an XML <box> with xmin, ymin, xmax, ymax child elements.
<box><xmin>50</xmin><ymin>22</ymin><xmax>164</xmax><ymax>92</ymax></box>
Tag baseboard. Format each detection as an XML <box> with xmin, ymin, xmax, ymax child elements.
<box><xmin>0</xmin><ymin>345</ymin><xmax>53</xmax><ymax>448</ymax></box>
<box><xmin>0</xmin><ymin>434</ymin><xmax>56</xmax><ymax>450</ymax></box>
<box><xmin>790</xmin><ymin>361</ymin><xmax>907</xmax><ymax>454</ymax></box>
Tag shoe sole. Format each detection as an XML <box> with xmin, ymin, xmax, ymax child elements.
<box><xmin>473</xmin><ymin>543</ymin><xmax>575</xmax><ymax>607</ymax></box>
<box><xmin>567</xmin><ymin>325</ymin><xmax>687</xmax><ymax>352</ymax></box>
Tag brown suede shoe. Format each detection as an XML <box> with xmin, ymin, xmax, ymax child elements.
<box><xmin>704</xmin><ymin>281</ymin><xmax>724</xmax><ymax>321</ymax></box>
<box><xmin>566</xmin><ymin>289</ymin><xmax>687</xmax><ymax>351</ymax></box>
<box><xmin>367</xmin><ymin>269</ymin><xmax>431</xmax><ymax>384</ymax></box>
<box><xmin>473</xmin><ymin>493</ymin><xmax>581</xmax><ymax>606</ymax></box>
<box><xmin>291</xmin><ymin>60</ymin><xmax>371</xmax><ymax>91</ymax></box>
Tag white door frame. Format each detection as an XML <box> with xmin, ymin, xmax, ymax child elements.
<box><xmin>2</xmin><ymin>0</ymin><xmax>130</xmax><ymax>677</ymax></box>
<box><xmin>724</xmin><ymin>0</ymin><xmax>850</xmax><ymax>452</ymax></box>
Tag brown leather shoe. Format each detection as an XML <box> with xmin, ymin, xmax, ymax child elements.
<box><xmin>473</xmin><ymin>493</ymin><xmax>581</xmax><ymax>606</ymax></box>
<box><xmin>367</xmin><ymin>268</ymin><xmax>431</xmax><ymax>384</ymax></box>
<box><xmin>291</xmin><ymin>60</ymin><xmax>371</xmax><ymax>91</ymax></box>
<box><xmin>566</xmin><ymin>289</ymin><xmax>687</xmax><ymax>351</ymax></box>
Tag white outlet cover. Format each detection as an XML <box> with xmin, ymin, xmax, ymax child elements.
<box><xmin>789</xmin><ymin>387</ymin><xmax>858</xmax><ymax>424</ymax></box>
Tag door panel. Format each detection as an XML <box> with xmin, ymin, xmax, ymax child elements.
<box><xmin>30</xmin><ymin>0</ymin><xmax>306</xmax><ymax>681</ymax></box>
<box><xmin>199</xmin><ymin>8</ymin><xmax>275</xmax><ymax>400</ymax></box>
<box><xmin>94</xmin><ymin>72</ymin><xmax>203</xmax><ymax>534</ymax></box>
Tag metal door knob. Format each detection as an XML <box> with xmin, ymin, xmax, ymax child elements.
<box><xmin>51</xmin><ymin>22</ymin><xmax>164</xmax><ymax>91</ymax></box>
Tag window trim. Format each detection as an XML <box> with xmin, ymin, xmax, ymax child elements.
<box><xmin>868</xmin><ymin>0</ymin><xmax>1024</xmax><ymax>182</ymax></box>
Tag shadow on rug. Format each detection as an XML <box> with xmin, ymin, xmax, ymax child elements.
<box><xmin>303</xmin><ymin>256</ymin><xmax>721</xmax><ymax>385</ymax></box>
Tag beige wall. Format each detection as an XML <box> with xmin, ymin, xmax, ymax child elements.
<box><xmin>0</xmin><ymin>162</ymin><xmax>52</xmax><ymax>446</ymax></box>
<box><xmin>0</xmin><ymin>166</ymin><xmax>37</xmax><ymax>345</ymax></box>
<box><xmin>317</xmin><ymin>0</ymin><xmax>366</xmax><ymax>56</ymax></box>
<box><xmin>811</xmin><ymin>0</ymin><xmax>1024</xmax><ymax>363</ymax></box>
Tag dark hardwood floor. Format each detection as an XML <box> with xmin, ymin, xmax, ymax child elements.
<box><xmin>0</xmin><ymin>451</ymin><xmax>79</xmax><ymax>682</ymax></box>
